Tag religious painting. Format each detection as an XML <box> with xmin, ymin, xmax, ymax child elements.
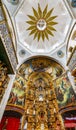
<box><xmin>18</xmin><ymin>57</ymin><xmax>65</xmax><ymax>81</ymax></box>
<box><xmin>55</xmin><ymin>73</ymin><xmax>76</xmax><ymax>109</ymax></box>
<box><xmin>8</xmin><ymin>74</ymin><xmax>26</xmax><ymax>107</ymax></box>
<box><xmin>51</xmin><ymin>65</ymin><xmax>64</xmax><ymax>80</ymax></box>
<box><xmin>18</xmin><ymin>63</ymin><xmax>33</xmax><ymax>81</ymax></box>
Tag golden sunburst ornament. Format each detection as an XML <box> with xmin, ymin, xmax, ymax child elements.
<box><xmin>26</xmin><ymin>4</ymin><xmax>58</xmax><ymax>41</ymax></box>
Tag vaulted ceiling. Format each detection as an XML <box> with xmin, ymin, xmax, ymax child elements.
<box><xmin>2</xmin><ymin>0</ymin><xmax>76</xmax><ymax>88</ymax></box>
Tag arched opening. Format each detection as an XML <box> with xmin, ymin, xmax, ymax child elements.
<box><xmin>1</xmin><ymin>56</ymin><xmax>76</xmax><ymax>130</ymax></box>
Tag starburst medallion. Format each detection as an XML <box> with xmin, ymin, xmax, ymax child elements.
<box><xmin>26</xmin><ymin>4</ymin><xmax>58</xmax><ymax>41</ymax></box>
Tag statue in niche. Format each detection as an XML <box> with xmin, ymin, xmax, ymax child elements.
<box><xmin>8</xmin><ymin>81</ymin><xmax>25</xmax><ymax>106</ymax></box>
<box><xmin>55</xmin><ymin>74</ymin><xmax>76</xmax><ymax>108</ymax></box>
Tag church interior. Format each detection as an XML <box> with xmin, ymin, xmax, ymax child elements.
<box><xmin>0</xmin><ymin>0</ymin><xmax>76</xmax><ymax>130</ymax></box>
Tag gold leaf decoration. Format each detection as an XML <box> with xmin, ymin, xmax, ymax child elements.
<box><xmin>47</xmin><ymin>26</ymin><xmax>56</xmax><ymax>31</ymax></box>
<box><xmin>34</xmin><ymin>31</ymin><xmax>38</xmax><ymax>39</ymax></box>
<box><xmin>38</xmin><ymin>32</ymin><xmax>41</xmax><ymax>41</ymax></box>
<box><xmin>38</xmin><ymin>4</ymin><xmax>42</xmax><ymax>18</ymax></box>
<box><xmin>44</xmin><ymin>31</ymin><xmax>49</xmax><ymax>40</ymax></box>
<box><xmin>46</xmin><ymin>16</ymin><xmax>57</xmax><ymax>23</ymax></box>
<box><xmin>26</xmin><ymin>21</ymin><xmax>36</xmax><ymax>25</ymax></box>
<box><xmin>26</xmin><ymin>4</ymin><xmax>58</xmax><ymax>41</ymax></box>
<box><xmin>45</xmin><ymin>8</ymin><xmax>54</xmax><ymax>19</ymax></box>
<box><xmin>43</xmin><ymin>5</ymin><xmax>48</xmax><ymax>17</ymax></box>
<box><xmin>42</xmin><ymin>32</ymin><xmax>45</xmax><ymax>41</ymax></box>
<box><xmin>27</xmin><ymin>15</ymin><xmax>36</xmax><ymax>21</ymax></box>
<box><xmin>27</xmin><ymin>26</ymin><xmax>36</xmax><ymax>30</ymax></box>
<box><xmin>48</xmin><ymin>21</ymin><xmax>58</xmax><ymax>26</ymax></box>
<box><xmin>32</xmin><ymin>7</ymin><xmax>39</xmax><ymax>18</ymax></box>
<box><xmin>46</xmin><ymin>29</ymin><xmax>54</xmax><ymax>36</ymax></box>
<box><xmin>29</xmin><ymin>28</ymin><xmax>37</xmax><ymax>35</ymax></box>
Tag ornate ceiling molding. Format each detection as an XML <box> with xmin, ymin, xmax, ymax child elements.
<box><xmin>0</xmin><ymin>2</ymin><xmax>18</xmax><ymax>73</ymax></box>
<box><xmin>14</xmin><ymin>0</ymin><xmax>72</xmax><ymax>53</ymax></box>
<box><xmin>26</xmin><ymin>4</ymin><xmax>58</xmax><ymax>42</ymax></box>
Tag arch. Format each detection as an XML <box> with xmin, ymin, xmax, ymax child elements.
<box><xmin>6</xmin><ymin>56</ymin><xmax>76</xmax><ymax>129</ymax></box>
